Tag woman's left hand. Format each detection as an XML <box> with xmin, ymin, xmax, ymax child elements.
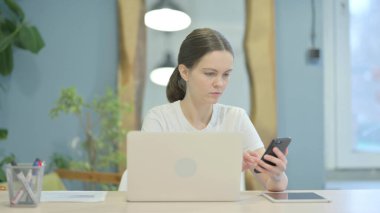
<box><xmin>254</xmin><ymin>147</ymin><xmax>288</xmax><ymax>180</ymax></box>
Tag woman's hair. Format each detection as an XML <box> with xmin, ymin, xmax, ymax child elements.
<box><xmin>166</xmin><ymin>28</ymin><xmax>234</xmax><ymax>103</ymax></box>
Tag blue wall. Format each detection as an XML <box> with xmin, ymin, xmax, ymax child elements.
<box><xmin>0</xmin><ymin>0</ymin><xmax>325</xmax><ymax>189</ymax></box>
<box><xmin>0</xmin><ymin>0</ymin><xmax>118</xmax><ymax>164</ymax></box>
<box><xmin>275</xmin><ymin>0</ymin><xmax>325</xmax><ymax>189</ymax></box>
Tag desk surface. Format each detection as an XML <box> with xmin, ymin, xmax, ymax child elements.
<box><xmin>0</xmin><ymin>190</ymin><xmax>379</xmax><ymax>213</ymax></box>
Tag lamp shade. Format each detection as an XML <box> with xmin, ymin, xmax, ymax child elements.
<box><xmin>150</xmin><ymin>53</ymin><xmax>175</xmax><ymax>86</ymax></box>
<box><xmin>145</xmin><ymin>0</ymin><xmax>191</xmax><ymax>31</ymax></box>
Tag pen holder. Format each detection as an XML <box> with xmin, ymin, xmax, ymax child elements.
<box><xmin>5</xmin><ymin>163</ymin><xmax>45</xmax><ymax>207</ymax></box>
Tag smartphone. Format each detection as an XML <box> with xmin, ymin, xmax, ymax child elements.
<box><xmin>254</xmin><ymin>137</ymin><xmax>291</xmax><ymax>173</ymax></box>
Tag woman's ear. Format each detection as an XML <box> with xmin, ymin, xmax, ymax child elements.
<box><xmin>178</xmin><ymin>64</ymin><xmax>189</xmax><ymax>81</ymax></box>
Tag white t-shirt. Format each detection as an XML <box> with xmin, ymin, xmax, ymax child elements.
<box><xmin>142</xmin><ymin>101</ymin><xmax>264</xmax><ymax>151</ymax></box>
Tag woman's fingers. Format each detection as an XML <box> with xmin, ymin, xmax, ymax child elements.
<box><xmin>243</xmin><ymin>152</ymin><xmax>256</xmax><ymax>164</ymax></box>
<box><xmin>242</xmin><ymin>151</ymin><xmax>260</xmax><ymax>171</ymax></box>
<box><xmin>255</xmin><ymin>148</ymin><xmax>288</xmax><ymax>177</ymax></box>
<box><xmin>272</xmin><ymin>147</ymin><xmax>287</xmax><ymax>163</ymax></box>
<box><xmin>262</xmin><ymin>155</ymin><xmax>286</xmax><ymax>172</ymax></box>
<box><xmin>284</xmin><ymin>147</ymin><xmax>289</xmax><ymax>156</ymax></box>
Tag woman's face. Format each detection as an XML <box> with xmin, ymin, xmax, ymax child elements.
<box><xmin>179</xmin><ymin>50</ymin><xmax>234</xmax><ymax>105</ymax></box>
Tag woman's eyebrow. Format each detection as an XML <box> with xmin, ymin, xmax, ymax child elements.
<box><xmin>201</xmin><ymin>68</ymin><xmax>233</xmax><ymax>72</ymax></box>
<box><xmin>201</xmin><ymin>68</ymin><xmax>217</xmax><ymax>72</ymax></box>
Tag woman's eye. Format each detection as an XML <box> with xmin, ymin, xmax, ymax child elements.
<box><xmin>205</xmin><ymin>72</ymin><xmax>215</xmax><ymax>76</ymax></box>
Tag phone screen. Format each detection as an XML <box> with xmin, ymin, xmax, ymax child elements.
<box><xmin>262</xmin><ymin>192</ymin><xmax>330</xmax><ymax>203</ymax></box>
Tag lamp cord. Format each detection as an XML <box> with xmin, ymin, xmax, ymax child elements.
<box><xmin>310</xmin><ymin>0</ymin><xmax>316</xmax><ymax>48</ymax></box>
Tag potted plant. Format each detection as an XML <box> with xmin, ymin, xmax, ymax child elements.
<box><xmin>0</xmin><ymin>0</ymin><xmax>45</xmax><ymax>75</ymax></box>
<box><xmin>0</xmin><ymin>0</ymin><xmax>44</xmax><ymax>186</ymax></box>
<box><xmin>0</xmin><ymin>126</ymin><xmax>12</xmax><ymax>186</ymax></box>
<box><xmin>0</xmin><ymin>152</ymin><xmax>14</xmax><ymax>184</ymax></box>
<box><xmin>49</xmin><ymin>87</ymin><xmax>131</xmax><ymax>190</ymax></box>
<box><xmin>0</xmin><ymin>129</ymin><xmax>7</xmax><ymax>140</ymax></box>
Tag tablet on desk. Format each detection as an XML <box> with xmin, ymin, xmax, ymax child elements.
<box><xmin>262</xmin><ymin>192</ymin><xmax>330</xmax><ymax>203</ymax></box>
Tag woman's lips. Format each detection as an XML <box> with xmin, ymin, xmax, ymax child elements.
<box><xmin>210</xmin><ymin>92</ymin><xmax>222</xmax><ymax>96</ymax></box>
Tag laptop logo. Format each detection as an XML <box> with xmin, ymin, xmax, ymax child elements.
<box><xmin>175</xmin><ymin>158</ymin><xmax>197</xmax><ymax>177</ymax></box>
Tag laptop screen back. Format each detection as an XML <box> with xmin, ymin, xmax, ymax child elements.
<box><xmin>126</xmin><ymin>131</ymin><xmax>243</xmax><ymax>201</ymax></box>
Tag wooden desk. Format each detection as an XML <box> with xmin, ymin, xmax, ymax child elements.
<box><xmin>0</xmin><ymin>190</ymin><xmax>379</xmax><ymax>213</ymax></box>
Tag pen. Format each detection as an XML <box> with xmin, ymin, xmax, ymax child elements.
<box><xmin>11</xmin><ymin>169</ymin><xmax>32</xmax><ymax>204</ymax></box>
<box><xmin>9</xmin><ymin>161</ymin><xmax>25</xmax><ymax>204</ymax></box>
<box><xmin>16</xmin><ymin>170</ymin><xmax>37</xmax><ymax>204</ymax></box>
<box><xmin>25</xmin><ymin>159</ymin><xmax>40</xmax><ymax>203</ymax></box>
<box><xmin>9</xmin><ymin>161</ymin><xmax>23</xmax><ymax>204</ymax></box>
<box><xmin>26</xmin><ymin>158</ymin><xmax>43</xmax><ymax>203</ymax></box>
<box><xmin>32</xmin><ymin>158</ymin><xmax>40</xmax><ymax>175</ymax></box>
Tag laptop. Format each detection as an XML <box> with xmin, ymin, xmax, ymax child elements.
<box><xmin>126</xmin><ymin>131</ymin><xmax>243</xmax><ymax>202</ymax></box>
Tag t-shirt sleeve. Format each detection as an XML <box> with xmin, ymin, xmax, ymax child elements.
<box><xmin>239</xmin><ymin>109</ymin><xmax>264</xmax><ymax>151</ymax></box>
<box><xmin>141</xmin><ymin>109</ymin><xmax>164</xmax><ymax>132</ymax></box>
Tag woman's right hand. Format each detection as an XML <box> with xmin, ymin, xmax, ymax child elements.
<box><xmin>242</xmin><ymin>150</ymin><xmax>260</xmax><ymax>171</ymax></box>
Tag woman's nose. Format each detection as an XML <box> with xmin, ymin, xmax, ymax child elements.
<box><xmin>213</xmin><ymin>77</ymin><xmax>224</xmax><ymax>87</ymax></box>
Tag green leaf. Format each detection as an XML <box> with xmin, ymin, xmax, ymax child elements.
<box><xmin>0</xmin><ymin>129</ymin><xmax>8</xmax><ymax>140</ymax></box>
<box><xmin>0</xmin><ymin>153</ymin><xmax>15</xmax><ymax>166</ymax></box>
<box><xmin>0</xmin><ymin>44</ymin><xmax>13</xmax><ymax>76</ymax></box>
<box><xmin>0</xmin><ymin>18</ymin><xmax>23</xmax><ymax>52</ymax></box>
<box><xmin>48</xmin><ymin>153</ymin><xmax>72</xmax><ymax>170</ymax></box>
<box><xmin>4</xmin><ymin>0</ymin><xmax>25</xmax><ymax>21</ymax></box>
<box><xmin>14</xmin><ymin>25</ymin><xmax>45</xmax><ymax>53</ymax></box>
<box><xmin>0</xmin><ymin>25</ymin><xmax>18</xmax><ymax>53</ymax></box>
<box><xmin>0</xmin><ymin>153</ymin><xmax>15</xmax><ymax>182</ymax></box>
<box><xmin>0</xmin><ymin>169</ymin><xmax>6</xmax><ymax>182</ymax></box>
<box><xmin>0</xmin><ymin>19</ymin><xmax>17</xmax><ymax>35</ymax></box>
<box><xmin>49</xmin><ymin>88</ymin><xmax>84</xmax><ymax>118</ymax></box>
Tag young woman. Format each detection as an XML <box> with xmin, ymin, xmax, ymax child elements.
<box><xmin>142</xmin><ymin>28</ymin><xmax>288</xmax><ymax>191</ymax></box>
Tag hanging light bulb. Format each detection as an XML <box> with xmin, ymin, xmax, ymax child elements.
<box><xmin>150</xmin><ymin>53</ymin><xmax>176</xmax><ymax>86</ymax></box>
<box><xmin>145</xmin><ymin>0</ymin><xmax>191</xmax><ymax>32</ymax></box>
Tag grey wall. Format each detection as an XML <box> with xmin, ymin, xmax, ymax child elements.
<box><xmin>143</xmin><ymin>0</ymin><xmax>250</xmax><ymax>116</ymax></box>
<box><xmin>275</xmin><ymin>0</ymin><xmax>325</xmax><ymax>189</ymax></box>
<box><xmin>0</xmin><ymin>0</ymin><xmax>118</xmax><ymax>164</ymax></box>
<box><xmin>0</xmin><ymin>0</ymin><xmax>325</xmax><ymax>189</ymax></box>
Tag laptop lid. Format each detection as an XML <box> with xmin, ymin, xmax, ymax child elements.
<box><xmin>126</xmin><ymin>131</ymin><xmax>243</xmax><ymax>202</ymax></box>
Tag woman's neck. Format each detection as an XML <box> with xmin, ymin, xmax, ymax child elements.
<box><xmin>180</xmin><ymin>97</ymin><xmax>213</xmax><ymax>130</ymax></box>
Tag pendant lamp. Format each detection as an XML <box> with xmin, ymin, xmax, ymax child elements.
<box><xmin>145</xmin><ymin>0</ymin><xmax>191</xmax><ymax>31</ymax></box>
<box><xmin>150</xmin><ymin>52</ymin><xmax>176</xmax><ymax>86</ymax></box>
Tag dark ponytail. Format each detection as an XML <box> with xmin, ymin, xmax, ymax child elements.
<box><xmin>166</xmin><ymin>66</ymin><xmax>186</xmax><ymax>103</ymax></box>
<box><xmin>166</xmin><ymin>28</ymin><xmax>233</xmax><ymax>103</ymax></box>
